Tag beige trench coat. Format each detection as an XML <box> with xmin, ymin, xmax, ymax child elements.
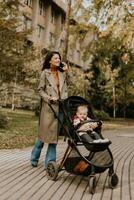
<box><xmin>38</xmin><ymin>69</ymin><xmax>68</xmax><ymax>143</ymax></box>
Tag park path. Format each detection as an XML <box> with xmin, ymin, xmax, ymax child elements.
<box><xmin>0</xmin><ymin>126</ymin><xmax>134</xmax><ymax>200</ymax></box>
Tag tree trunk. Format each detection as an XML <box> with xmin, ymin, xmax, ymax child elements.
<box><xmin>123</xmin><ymin>75</ymin><xmax>127</xmax><ymax>119</ymax></box>
<box><xmin>62</xmin><ymin>0</ymin><xmax>72</xmax><ymax>62</ymax></box>
<box><xmin>11</xmin><ymin>68</ymin><xmax>17</xmax><ymax>111</ymax></box>
<box><xmin>11</xmin><ymin>82</ymin><xmax>16</xmax><ymax>111</ymax></box>
<box><xmin>113</xmin><ymin>85</ymin><xmax>116</xmax><ymax>118</ymax></box>
<box><xmin>4</xmin><ymin>90</ymin><xmax>8</xmax><ymax>107</ymax></box>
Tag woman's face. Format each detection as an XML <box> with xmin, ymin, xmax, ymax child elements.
<box><xmin>50</xmin><ymin>54</ymin><xmax>61</xmax><ymax>68</ymax></box>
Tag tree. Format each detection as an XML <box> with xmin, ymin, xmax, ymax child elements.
<box><xmin>0</xmin><ymin>0</ymin><xmax>37</xmax><ymax>83</ymax></box>
<box><xmin>69</xmin><ymin>0</ymin><xmax>134</xmax><ymax>118</ymax></box>
<box><xmin>0</xmin><ymin>0</ymin><xmax>39</xmax><ymax>109</ymax></box>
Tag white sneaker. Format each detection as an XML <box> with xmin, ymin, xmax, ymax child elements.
<box><xmin>93</xmin><ymin>139</ymin><xmax>102</xmax><ymax>143</ymax></box>
<box><xmin>103</xmin><ymin>138</ymin><xmax>109</xmax><ymax>142</ymax></box>
<box><xmin>100</xmin><ymin>138</ymin><xmax>109</xmax><ymax>143</ymax></box>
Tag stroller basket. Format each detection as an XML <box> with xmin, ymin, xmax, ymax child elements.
<box><xmin>64</xmin><ymin>147</ymin><xmax>112</xmax><ymax>175</ymax></box>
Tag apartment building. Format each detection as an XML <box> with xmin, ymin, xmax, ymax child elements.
<box><xmin>20</xmin><ymin>0</ymin><xmax>84</xmax><ymax>67</ymax></box>
<box><xmin>0</xmin><ymin>0</ymin><xmax>85</xmax><ymax>109</ymax></box>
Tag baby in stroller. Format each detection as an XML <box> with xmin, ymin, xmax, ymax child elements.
<box><xmin>73</xmin><ymin>105</ymin><xmax>109</xmax><ymax>144</ymax></box>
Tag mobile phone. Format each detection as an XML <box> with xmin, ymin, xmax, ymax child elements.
<box><xmin>58</xmin><ymin>62</ymin><xmax>64</xmax><ymax>72</ymax></box>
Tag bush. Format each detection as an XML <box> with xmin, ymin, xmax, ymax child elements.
<box><xmin>126</xmin><ymin>108</ymin><xmax>134</xmax><ymax>119</ymax></box>
<box><xmin>93</xmin><ymin>109</ymin><xmax>110</xmax><ymax>120</ymax></box>
<box><xmin>0</xmin><ymin>114</ymin><xmax>8</xmax><ymax>128</ymax></box>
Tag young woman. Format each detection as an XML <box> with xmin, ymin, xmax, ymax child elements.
<box><xmin>31</xmin><ymin>51</ymin><xmax>69</xmax><ymax>168</ymax></box>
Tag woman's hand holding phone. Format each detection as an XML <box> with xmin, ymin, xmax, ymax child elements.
<box><xmin>58</xmin><ymin>62</ymin><xmax>68</xmax><ymax>72</ymax></box>
<box><xmin>61</xmin><ymin>62</ymin><xmax>68</xmax><ymax>71</ymax></box>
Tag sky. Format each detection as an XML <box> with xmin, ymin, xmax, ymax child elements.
<box><xmin>83</xmin><ymin>0</ymin><xmax>91</xmax><ymax>7</ymax></box>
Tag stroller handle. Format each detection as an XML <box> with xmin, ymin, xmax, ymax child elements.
<box><xmin>49</xmin><ymin>98</ymin><xmax>64</xmax><ymax>104</ymax></box>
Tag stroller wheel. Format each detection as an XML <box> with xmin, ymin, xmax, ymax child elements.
<box><xmin>46</xmin><ymin>161</ymin><xmax>59</xmax><ymax>181</ymax></box>
<box><xmin>89</xmin><ymin>175</ymin><xmax>96</xmax><ymax>194</ymax></box>
<box><xmin>108</xmin><ymin>173</ymin><xmax>119</xmax><ymax>189</ymax></box>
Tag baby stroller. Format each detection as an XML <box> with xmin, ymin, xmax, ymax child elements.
<box><xmin>46</xmin><ymin>96</ymin><xmax>118</xmax><ymax>194</ymax></box>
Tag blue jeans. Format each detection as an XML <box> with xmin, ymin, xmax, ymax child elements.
<box><xmin>31</xmin><ymin>139</ymin><xmax>57</xmax><ymax>168</ymax></box>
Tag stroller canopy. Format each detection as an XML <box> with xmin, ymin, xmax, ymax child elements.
<box><xmin>63</xmin><ymin>96</ymin><xmax>95</xmax><ymax>122</ymax></box>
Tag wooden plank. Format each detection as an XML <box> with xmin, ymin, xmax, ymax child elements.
<box><xmin>0</xmin><ymin>127</ymin><xmax>134</xmax><ymax>200</ymax></box>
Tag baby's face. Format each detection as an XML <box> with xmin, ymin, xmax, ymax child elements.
<box><xmin>76</xmin><ymin>111</ymin><xmax>87</xmax><ymax>121</ymax></box>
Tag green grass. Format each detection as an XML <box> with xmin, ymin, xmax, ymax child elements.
<box><xmin>102</xmin><ymin>118</ymin><xmax>134</xmax><ymax>130</ymax></box>
<box><xmin>0</xmin><ymin>108</ymin><xmax>38</xmax><ymax>149</ymax></box>
<box><xmin>0</xmin><ymin>108</ymin><xmax>134</xmax><ymax>149</ymax></box>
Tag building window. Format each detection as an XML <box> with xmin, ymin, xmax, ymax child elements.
<box><xmin>61</xmin><ymin>15</ymin><xmax>65</xmax><ymax>25</ymax></box>
<box><xmin>77</xmin><ymin>50</ymin><xmax>80</xmax><ymax>60</ymax></box>
<box><xmin>60</xmin><ymin>39</ymin><xmax>64</xmax><ymax>48</ymax></box>
<box><xmin>61</xmin><ymin>15</ymin><xmax>65</xmax><ymax>30</ymax></box>
<box><xmin>37</xmin><ymin>24</ymin><xmax>44</xmax><ymax>38</ymax></box>
<box><xmin>39</xmin><ymin>0</ymin><xmax>45</xmax><ymax>15</ymax></box>
<box><xmin>51</xmin><ymin>9</ymin><xmax>55</xmax><ymax>24</ymax></box>
<box><xmin>50</xmin><ymin>32</ymin><xmax>55</xmax><ymax>45</ymax></box>
<box><xmin>23</xmin><ymin>15</ymin><xmax>32</xmax><ymax>30</ymax></box>
<box><xmin>24</xmin><ymin>0</ymin><xmax>32</xmax><ymax>7</ymax></box>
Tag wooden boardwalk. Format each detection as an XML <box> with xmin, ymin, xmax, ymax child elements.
<box><xmin>0</xmin><ymin>126</ymin><xmax>134</xmax><ymax>200</ymax></box>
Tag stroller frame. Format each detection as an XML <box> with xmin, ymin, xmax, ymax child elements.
<box><xmin>46</xmin><ymin>96</ymin><xmax>118</xmax><ymax>194</ymax></box>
